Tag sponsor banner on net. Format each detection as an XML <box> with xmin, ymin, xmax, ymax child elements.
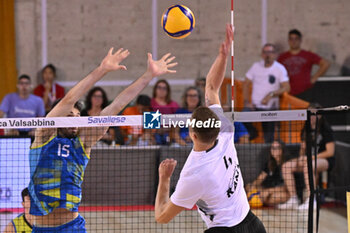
<box><xmin>233</xmin><ymin>110</ymin><xmax>307</xmax><ymax>122</ymax></box>
<box><xmin>0</xmin><ymin>115</ymin><xmax>142</xmax><ymax>128</ymax></box>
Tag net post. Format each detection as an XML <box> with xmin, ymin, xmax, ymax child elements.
<box><xmin>314</xmin><ymin>111</ymin><xmax>321</xmax><ymax>233</ymax></box>
<box><xmin>231</xmin><ymin>0</ymin><xmax>234</xmax><ymax>116</ymax></box>
<box><xmin>347</xmin><ymin>191</ymin><xmax>350</xmax><ymax>233</ymax></box>
<box><xmin>306</xmin><ymin>110</ymin><xmax>315</xmax><ymax>233</ymax></box>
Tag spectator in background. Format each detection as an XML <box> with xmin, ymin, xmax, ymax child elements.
<box><xmin>278</xmin><ymin>29</ymin><xmax>330</xmax><ymax>100</ymax></box>
<box><xmin>246</xmin><ymin>140</ymin><xmax>290</xmax><ymax>207</ymax></box>
<box><xmin>151</xmin><ymin>79</ymin><xmax>179</xmax><ymax>114</ymax></box>
<box><xmin>151</xmin><ymin>80</ymin><xmax>179</xmax><ymax>145</ymax></box>
<box><xmin>341</xmin><ymin>55</ymin><xmax>350</xmax><ymax>76</ymax></box>
<box><xmin>243</xmin><ymin>43</ymin><xmax>290</xmax><ymax>143</ymax></box>
<box><xmin>173</xmin><ymin>87</ymin><xmax>202</xmax><ymax>146</ymax></box>
<box><xmin>194</xmin><ymin>77</ymin><xmax>206</xmax><ymax>104</ymax></box>
<box><xmin>121</xmin><ymin>95</ymin><xmax>154</xmax><ymax>145</ymax></box>
<box><xmin>0</xmin><ymin>75</ymin><xmax>45</xmax><ymax>136</ymax></box>
<box><xmin>234</xmin><ymin>121</ymin><xmax>249</xmax><ymax>144</ymax></box>
<box><xmin>3</xmin><ymin>188</ymin><xmax>33</xmax><ymax>233</ymax></box>
<box><xmin>195</xmin><ymin>77</ymin><xmax>206</xmax><ymax>94</ymax></box>
<box><xmin>81</xmin><ymin>87</ymin><xmax>115</xmax><ymax>145</ymax></box>
<box><xmin>34</xmin><ymin>64</ymin><xmax>65</xmax><ymax>112</ymax></box>
<box><xmin>280</xmin><ymin>103</ymin><xmax>335</xmax><ymax>210</ymax></box>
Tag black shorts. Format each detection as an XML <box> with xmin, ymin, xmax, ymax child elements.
<box><xmin>204</xmin><ymin>210</ymin><xmax>266</xmax><ymax>233</ymax></box>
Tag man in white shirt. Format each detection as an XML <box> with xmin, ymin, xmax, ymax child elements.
<box><xmin>243</xmin><ymin>43</ymin><xmax>290</xmax><ymax>143</ymax></box>
<box><xmin>154</xmin><ymin>24</ymin><xmax>266</xmax><ymax>233</ymax></box>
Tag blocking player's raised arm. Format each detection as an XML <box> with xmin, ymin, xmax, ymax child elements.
<box><xmin>100</xmin><ymin>53</ymin><xmax>177</xmax><ymax>117</ymax></box>
<box><xmin>46</xmin><ymin>48</ymin><xmax>129</xmax><ymax>118</ymax></box>
<box><xmin>31</xmin><ymin>48</ymin><xmax>129</xmax><ymax>147</ymax></box>
<box><xmin>205</xmin><ymin>24</ymin><xmax>233</xmax><ymax>107</ymax></box>
<box><xmin>80</xmin><ymin>52</ymin><xmax>177</xmax><ymax>149</ymax></box>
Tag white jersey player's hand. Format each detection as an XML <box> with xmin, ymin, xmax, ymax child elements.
<box><xmin>159</xmin><ymin>159</ymin><xmax>177</xmax><ymax>180</ymax></box>
<box><xmin>219</xmin><ymin>24</ymin><xmax>234</xmax><ymax>56</ymax></box>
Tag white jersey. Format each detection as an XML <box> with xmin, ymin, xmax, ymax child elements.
<box><xmin>245</xmin><ymin>60</ymin><xmax>289</xmax><ymax>109</ymax></box>
<box><xmin>170</xmin><ymin>104</ymin><xmax>250</xmax><ymax>229</ymax></box>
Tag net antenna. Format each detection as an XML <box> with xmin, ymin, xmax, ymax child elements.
<box><xmin>311</xmin><ymin>105</ymin><xmax>349</xmax><ymax>113</ymax></box>
<box><xmin>231</xmin><ymin>0</ymin><xmax>235</xmax><ymax>120</ymax></box>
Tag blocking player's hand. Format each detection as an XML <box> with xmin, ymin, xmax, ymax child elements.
<box><xmin>146</xmin><ymin>53</ymin><xmax>177</xmax><ymax>77</ymax></box>
<box><xmin>219</xmin><ymin>24</ymin><xmax>234</xmax><ymax>56</ymax></box>
<box><xmin>159</xmin><ymin>159</ymin><xmax>177</xmax><ymax>180</ymax></box>
<box><xmin>100</xmin><ymin>47</ymin><xmax>130</xmax><ymax>72</ymax></box>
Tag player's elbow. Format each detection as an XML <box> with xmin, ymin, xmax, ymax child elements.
<box><xmin>155</xmin><ymin>211</ymin><xmax>172</xmax><ymax>224</ymax></box>
<box><xmin>155</xmin><ymin>217</ymin><xmax>169</xmax><ymax>224</ymax></box>
<box><xmin>60</xmin><ymin>93</ymin><xmax>77</xmax><ymax>106</ymax></box>
<box><xmin>155</xmin><ymin>215</ymin><xmax>171</xmax><ymax>224</ymax></box>
<box><xmin>205</xmin><ymin>83</ymin><xmax>216</xmax><ymax>93</ymax></box>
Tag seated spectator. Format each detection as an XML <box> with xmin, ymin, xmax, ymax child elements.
<box><xmin>243</xmin><ymin>43</ymin><xmax>290</xmax><ymax>142</ymax></box>
<box><xmin>34</xmin><ymin>64</ymin><xmax>65</xmax><ymax>112</ymax></box>
<box><xmin>195</xmin><ymin>77</ymin><xmax>206</xmax><ymax>93</ymax></box>
<box><xmin>173</xmin><ymin>87</ymin><xmax>202</xmax><ymax>146</ymax></box>
<box><xmin>151</xmin><ymin>79</ymin><xmax>179</xmax><ymax>114</ymax></box>
<box><xmin>0</xmin><ymin>75</ymin><xmax>45</xmax><ymax>136</ymax></box>
<box><xmin>81</xmin><ymin>87</ymin><xmax>115</xmax><ymax>145</ymax></box>
<box><xmin>221</xmin><ymin>105</ymin><xmax>249</xmax><ymax>143</ymax></box>
<box><xmin>194</xmin><ymin>77</ymin><xmax>206</xmax><ymax>104</ymax></box>
<box><xmin>279</xmin><ymin>103</ymin><xmax>335</xmax><ymax>210</ymax></box>
<box><xmin>3</xmin><ymin>188</ymin><xmax>33</xmax><ymax>233</ymax></box>
<box><xmin>234</xmin><ymin>121</ymin><xmax>249</xmax><ymax>144</ymax></box>
<box><xmin>246</xmin><ymin>140</ymin><xmax>290</xmax><ymax>206</ymax></box>
<box><xmin>151</xmin><ymin>79</ymin><xmax>179</xmax><ymax>145</ymax></box>
<box><xmin>121</xmin><ymin>95</ymin><xmax>154</xmax><ymax>145</ymax></box>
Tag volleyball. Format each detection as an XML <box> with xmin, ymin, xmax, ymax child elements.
<box><xmin>247</xmin><ymin>189</ymin><xmax>263</xmax><ymax>208</ymax></box>
<box><xmin>161</xmin><ymin>5</ymin><xmax>195</xmax><ymax>39</ymax></box>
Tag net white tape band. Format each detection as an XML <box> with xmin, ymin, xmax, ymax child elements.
<box><xmin>0</xmin><ymin>110</ymin><xmax>307</xmax><ymax>129</ymax></box>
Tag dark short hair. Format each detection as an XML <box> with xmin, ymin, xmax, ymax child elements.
<box><xmin>289</xmin><ymin>29</ymin><xmax>302</xmax><ymax>39</ymax></box>
<box><xmin>18</xmin><ymin>74</ymin><xmax>31</xmax><ymax>82</ymax></box>
<box><xmin>191</xmin><ymin>106</ymin><xmax>220</xmax><ymax>143</ymax></box>
<box><xmin>85</xmin><ymin>87</ymin><xmax>109</xmax><ymax>111</ymax></box>
<box><xmin>153</xmin><ymin>80</ymin><xmax>171</xmax><ymax>104</ymax></box>
<box><xmin>136</xmin><ymin>95</ymin><xmax>151</xmax><ymax>106</ymax></box>
<box><xmin>74</xmin><ymin>101</ymin><xmax>84</xmax><ymax>112</ymax></box>
<box><xmin>42</xmin><ymin>64</ymin><xmax>56</xmax><ymax>77</ymax></box>
<box><xmin>21</xmin><ymin>188</ymin><xmax>29</xmax><ymax>202</ymax></box>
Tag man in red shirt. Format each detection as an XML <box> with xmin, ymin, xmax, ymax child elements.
<box><xmin>278</xmin><ymin>29</ymin><xmax>329</xmax><ymax>99</ymax></box>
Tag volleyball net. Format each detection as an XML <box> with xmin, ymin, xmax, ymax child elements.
<box><xmin>0</xmin><ymin>108</ymin><xmax>348</xmax><ymax>233</ymax></box>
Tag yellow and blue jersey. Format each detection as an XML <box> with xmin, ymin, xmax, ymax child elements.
<box><xmin>28</xmin><ymin>136</ymin><xmax>89</xmax><ymax>216</ymax></box>
<box><xmin>11</xmin><ymin>213</ymin><xmax>32</xmax><ymax>232</ymax></box>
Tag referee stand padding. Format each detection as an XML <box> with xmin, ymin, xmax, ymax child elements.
<box><xmin>220</xmin><ymin>78</ymin><xmax>309</xmax><ymax>143</ymax></box>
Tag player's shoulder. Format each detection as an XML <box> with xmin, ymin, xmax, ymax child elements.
<box><xmin>4</xmin><ymin>92</ymin><xmax>16</xmax><ymax>99</ymax></box>
<box><xmin>30</xmin><ymin>93</ymin><xmax>42</xmax><ymax>100</ymax></box>
<box><xmin>29</xmin><ymin>94</ymin><xmax>44</xmax><ymax>103</ymax></box>
<box><xmin>301</xmin><ymin>49</ymin><xmax>316</xmax><ymax>55</ymax></box>
<box><xmin>302</xmin><ymin>49</ymin><xmax>321</xmax><ymax>59</ymax></box>
<box><xmin>278</xmin><ymin>51</ymin><xmax>290</xmax><ymax>58</ymax></box>
<box><xmin>273</xmin><ymin>61</ymin><xmax>288</xmax><ymax>71</ymax></box>
<box><xmin>252</xmin><ymin>61</ymin><xmax>263</xmax><ymax>69</ymax></box>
